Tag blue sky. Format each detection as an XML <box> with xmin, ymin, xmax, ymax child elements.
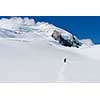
<box><xmin>0</xmin><ymin>16</ymin><xmax>100</xmax><ymax>44</ymax></box>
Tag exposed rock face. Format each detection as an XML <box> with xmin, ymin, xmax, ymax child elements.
<box><xmin>51</xmin><ymin>30</ymin><xmax>82</xmax><ymax>48</ymax></box>
<box><xmin>51</xmin><ymin>30</ymin><xmax>60</xmax><ymax>40</ymax></box>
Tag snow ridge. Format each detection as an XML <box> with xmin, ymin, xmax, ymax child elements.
<box><xmin>0</xmin><ymin>17</ymin><xmax>99</xmax><ymax>82</ymax></box>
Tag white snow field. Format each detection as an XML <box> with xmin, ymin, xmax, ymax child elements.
<box><xmin>0</xmin><ymin>17</ymin><xmax>100</xmax><ymax>82</ymax></box>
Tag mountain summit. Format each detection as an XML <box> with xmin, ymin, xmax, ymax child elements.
<box><xmin>0</xmin><ymin>17</ymin><xmax>83</xmax><ymax>48</ymax></box>
<box><xmin>0</xmin><ymin>17</ymin><xmax>99</xmax><ymax>82</ymax></box>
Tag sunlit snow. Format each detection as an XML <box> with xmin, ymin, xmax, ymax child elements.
<box><xmin>0</xmin><ymin>17</ymin><xmax>99</xmax><ymax>82</ymax></box>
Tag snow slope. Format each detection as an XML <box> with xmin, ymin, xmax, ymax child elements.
<box><xmin>0</xmin><ymin>17</ymin><xmax>100</xmax><ymax>82</ymax></box>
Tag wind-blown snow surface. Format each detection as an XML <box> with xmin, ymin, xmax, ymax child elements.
<box><xmin>0</xmin><ymin>17</ymin><xmax>100</xmax><ymax>82</ymax></box>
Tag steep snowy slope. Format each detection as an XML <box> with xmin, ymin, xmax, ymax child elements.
<box><xmin>79</xmin><ymin>45</ymin><xmax>100</xmax><ymax>61</ymax></box>
<box><xmin>0</xmin><ymin>37</ymin><xmax>100</xmax><ymax>82</ymax></box>
<box><xmin>0</xmin><ymin>17</ymin><xmax>99</xmax><ymax>82</ymax></box>
<box><xmin>0</xmin><ymin>17</ymin><xmax>73</xmax><ymax>40</ymax></box>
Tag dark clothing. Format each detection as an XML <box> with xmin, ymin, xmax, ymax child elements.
<box><xmin>64</xmin><ymin>58</ymin><xmax>66</xmax><ymax>63</ymax></box>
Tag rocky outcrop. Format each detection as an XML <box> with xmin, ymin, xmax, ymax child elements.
<box><xmin>51</xmin><ymin>30</ymin><xmax>82</xmax><ymax>48</ymax></box>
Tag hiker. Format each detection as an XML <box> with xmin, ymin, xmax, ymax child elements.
<box><xmin>64</xmin><ymin>58</ymin><xmax>66</xmax><ymax>63</ymax></box>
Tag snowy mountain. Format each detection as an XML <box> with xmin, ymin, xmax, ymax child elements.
<box><xmin>0</xmin><ymin>17</ymin><xmax>100</xmax><ymax>82</ymax></box>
